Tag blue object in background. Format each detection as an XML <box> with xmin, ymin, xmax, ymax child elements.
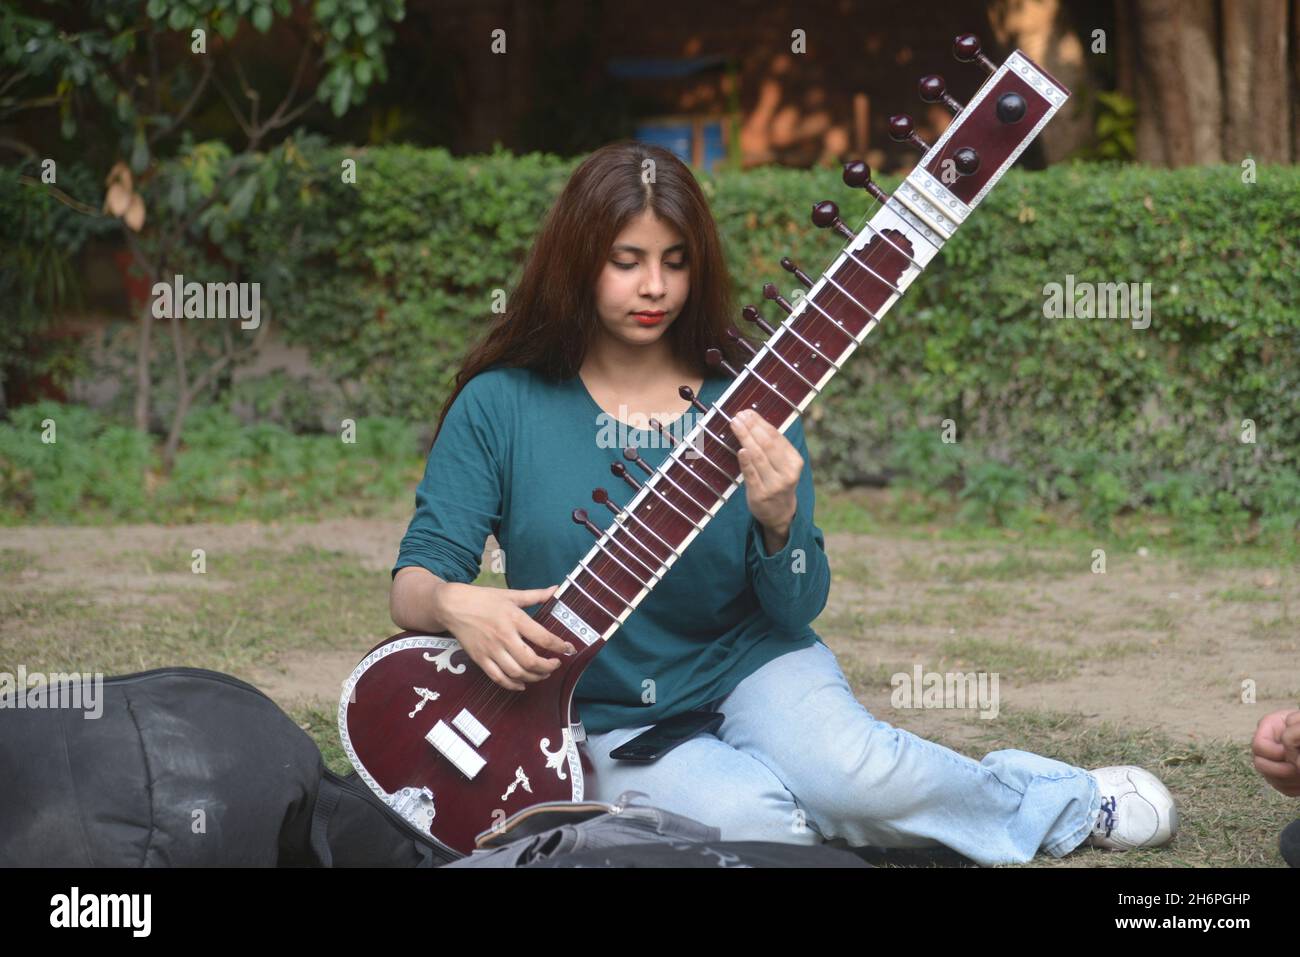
<box><xmin>633</xmin><ymin>119</ymin><xmax>726</xmax><ymax>172</ymax></box>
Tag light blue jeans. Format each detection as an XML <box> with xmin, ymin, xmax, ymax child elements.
<box><xmin>583</xmin><ymin>640</ymin><xmax>1101</xmax><ymax>867</ymax></box>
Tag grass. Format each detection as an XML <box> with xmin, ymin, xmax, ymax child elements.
<box><xmin>1214</xmin><ymin>588</ymin><xmax>1284</xmax><ymax>603</ymax></box>
<box><xmin>0</xmin><ymin>544</ymin><xmax>391</xmax><ymax>677</ymax></box>
<box><xmin>291</xmin><ymin>703</ymin><xmax>353</xmax><ymax>777</ymax></box>
<box><xmin>3</xmin><ymin>490</ymin><xmax>1296</xmax><ymax>868</ymax></box>
<box><xmin>818</xmin><ymin>488</ymin><xmax>1298</xmax><ymax>575</ymax></box>
<box><xmin>933</xmin><ymin>709</ymin><xmax>1298</xmax><ymax>868</ymax></box>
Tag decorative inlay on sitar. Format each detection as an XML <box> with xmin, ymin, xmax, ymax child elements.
<box><xmin>340</xmin><ymin>34</ymin><xmax>1071</xmax><ymax>857</ymax></box>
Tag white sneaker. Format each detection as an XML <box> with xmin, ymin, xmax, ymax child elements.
<box><xmin>1085</xmin><ymin>766</ymin><xmax>1177</xmax><ymax>850</ymax></box>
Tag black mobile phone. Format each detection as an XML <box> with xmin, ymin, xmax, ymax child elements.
<box><xmin>608</xmin><ymin>710</ymin><xmax>726</xmax><ymax>762</ymax></box>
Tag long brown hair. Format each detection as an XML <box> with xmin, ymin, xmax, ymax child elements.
<box><xmin>433</xmin><ymin>140</ymin><xmax>750</xmax><ymax>441</ymax></box>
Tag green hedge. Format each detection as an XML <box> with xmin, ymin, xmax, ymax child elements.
<box><xmin>248</xmin><ymin>145</ymin><xmax>1297</xmax><ymax>526</ymax></box>
<box><xmin>5</xmin><ymin>145</ymin><xmax>1298</xmax><ymax>533</ymax></box>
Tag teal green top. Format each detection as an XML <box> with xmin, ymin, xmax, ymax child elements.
<box><xmin>393</xmin><ymin>365</ymin><xmax>831</xmax><ymax>735</ymax></box>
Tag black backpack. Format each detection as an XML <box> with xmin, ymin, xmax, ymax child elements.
<box><xmin>0</xmin><ymin>667</ymin><xmax>454</xmax><ymax>867</ymax></box>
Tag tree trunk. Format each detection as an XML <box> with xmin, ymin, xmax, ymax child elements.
<box><xmin>1181</xmin><ymin>0</ymin><xmax>1223</xmax><ymax>164</ymax></box>
<box><xmin>1223</xmin><ymin>0</ymin><xmax>1289</xmax><ymax>162</ymax></box>
<box><xmin>1125</xmin><ymin>0</ymin><xmax>1293</xmax><ymax>166</ymax></box>
<box><xmin>1133</xmin><ymin>0</ymin><xmax>1201</xmax><ymax>166</ymax></box>
<box><xmin>1294</xmin><ymin>0</ymin><xmax>1300</xmax><ymax>160</ymax></box>
<box><xmin>133</xmin><ymin>296</ymin><xmax>155</xmax><ymax>433</ymax></box>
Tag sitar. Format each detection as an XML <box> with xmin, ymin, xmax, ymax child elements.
<box><xmin>340</xmin><ymin>33</ymin><xmax>1070</xmax><ymax>857</ymax></box>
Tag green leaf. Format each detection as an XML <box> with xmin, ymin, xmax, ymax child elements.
<box><xmin>330</xmin><ymin>73</ymin><xmax>353</xmax><ymax>116</ymax></box>
<box><xmin>253</xmin><ymin>5</ymin><xmax>273</xmax><ymax>32</ymax></box>
<box><xmin>130</xmin><ymin>128</ymin><xmax>149</xmax><ymax>172</ymax></box>
<box><xmin>169</xmin><ymin>177</ymin><xmax>187</xmax><ymax>213</ymax></box>
<box><xmin>228</xmin><ymin>175</ymin><xmax>259</xmax><ymax>219</ymax></box>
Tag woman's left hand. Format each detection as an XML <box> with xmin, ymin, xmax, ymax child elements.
<box><xmin>729</xmin><ymin>409</ymin><xmax>801</xmax><ymax>535</ymax></box>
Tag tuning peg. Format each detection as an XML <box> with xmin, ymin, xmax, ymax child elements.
<box><xmin>995</xmin><ymin>92</ymin><xmax>1027</xmax><ymax>124</ymax></box>
<box><xmin>641</xmin><ymin>418</ymin><xmax>675</xmax><ymax>446</ymax></box>
<box><xmin>705</xmin><ymin>348</ymin><xmax>741</xmax><ymax>378</ymax></box>
<box><xmin>953</xmin><ymin>147</ymin><xmax>980</xmax><ymax>175</ymax></box>
<box><xmin>762</xmin><ymin>282</ymin><xmax>794</xmax><ymax>315</ymax></box>
<box><xmin>740</xmin><ymin>304</ymin><xmax>776</xmax><ymax>336</ymax></box>
<box><xmin>811</xmin><ymin>200</ymin><xmax>856</xmax><ymax>242</ymax></box>
<box><xmin>678</xmin><ymin>385</ymin><xmax>712</xmax><ymax>415</ymax></box>
<box><xmin>610</xmin><ymin>461</ymin><xmax>641</xmax><ymax>492</ymax></box>
<box><xmin>572</xmin><ymin>507</ymin><xmax>604</xmax><ymax>537</ymax></box>
<box><xmin>780</xmin><ymin>257</ymin><xmax>814</xmax><ymax>289</ymax></box>
<box><xmin>842</xmin><ymin>161</ymin><xmax>890</xmax><ymax>204</ymax></box>
<box><xmin>622</xmin><ymin>446</ymin><xmax>655</xmax><ymax>478</ymax></box>
<box><xmin>725</xmin><ymin>326</ymin><xmax>760</xmax><ymax>356</ymax></box>
<box><xmin>888</xmin><ymin>114</ymin><xmax>931</xmax><ymax>152</ymax></box>
<box><xmin>952</xmin><ymin>33</ymin><xmax>996</xmax><ymax>75</ymax></box>
<box><xmin>918</xmin><ymin>75</ymin><xmax>964</xmax><ymax>115</ymax></box>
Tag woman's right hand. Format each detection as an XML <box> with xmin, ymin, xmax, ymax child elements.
<box><xmin>434</xmin><ymin>582</ymin><xmax>575</xmax><ymax>691</ymax></box>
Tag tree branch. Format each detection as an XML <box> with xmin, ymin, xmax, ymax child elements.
<box><xmin>148</xmin><ymin>55</ymin><xmax>215</xmax><ymax>147</ymax></box>
<box><xmin>17</xmin><ymin>175</ymin><xmax>108</xmax><ymax>216</ymax></box>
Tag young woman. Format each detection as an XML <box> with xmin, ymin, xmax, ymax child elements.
<box><xmin>389</xmin><ymin>141</ymin><xmax>1178</xmax><ymax>866</ymax></box>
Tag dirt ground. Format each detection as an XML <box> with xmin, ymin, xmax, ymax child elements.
<box><xmin>3</xmin><ymin>517</ymin><xmax>1294</xmax><ymax>752</ymax></box>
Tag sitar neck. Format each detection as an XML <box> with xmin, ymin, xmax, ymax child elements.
<box><xmin>536</xmin><ymin>45</ymin><xmax>1070</xmax><ymax>651</ymax></box>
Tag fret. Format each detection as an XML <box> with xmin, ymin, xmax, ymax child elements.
<box><xmin>856</xmin><ymin>219</ymin><xmax>924</xmax><ymax>271</ymax></box>
<box><xmin>792</xmin><ymin>290</ymin><xmax>859</xmax><ymax>350</ymax></box>
<box><xmin>642</xmin><ymin>474</ymin><xmax>709</xmax><ymax>530</ymax></box>
<box><xmin>577</xmin><ymin>558</ymin><xmax>640</xmax><ymax>607</ymax></box>
<box><xmin>591</xmin><ymin>532</ymin><xmax>659</xmax><ymax>587</ymax></box>
<box><xmin>839</xmin><ymin>242</ymin><xmax>904</xmax><ymax>297</ymax></box>
<box><xmin>741</xmin><ymin>358</ymin><xmax>807</xmax><ymax>416</ymax></box>
<box><xmin>625</xmin><ymin>492</ymin><xmax>691</xmax><ymax>555</ymax></box>
<box><xmin>756</xmin><ymin>338</ymin><xmax>823</xmax><ymax>396</ymax></box>
<box><xmin>821</xmin><ymin>271</ymin><xmax>880</xmax><ymax>326</ymax></box>
<box><xmin>769</xmin><ymin>319</ymin><xmax>842</xmax><ymax>374</ymax></box>
<box><xmin>672</xmin><ymin>447</ymin><xmax>737</xmax><ymax>496</ymax></box>
<box><xmin>654</xmin><ymin>463</ymin><xmax>717</xmax><ymax>516</ymax></box>
<box><xmin>780</xmin><ymin>310</ymin><xmax>850</xmax><ymax>376</ymax></box>
<box><xmin>606</xmin><ymin>516</ymin><xmax>671</xmax><ymax>572</ymax></box>
<box><xmin>561</xmin><ymin>571</ymin><xmax>620</xmax><ymax>627</ymax></box>
<box><xmin>610</xmin><ymin>502</ymin><xmax>680</xmax><ymax>559</ymax></box>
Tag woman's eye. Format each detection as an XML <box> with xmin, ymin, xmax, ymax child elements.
<box><xmin>609</xmin><ymin>259</ymin><xmax>686</xmax><ymax>270</ymax></box>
